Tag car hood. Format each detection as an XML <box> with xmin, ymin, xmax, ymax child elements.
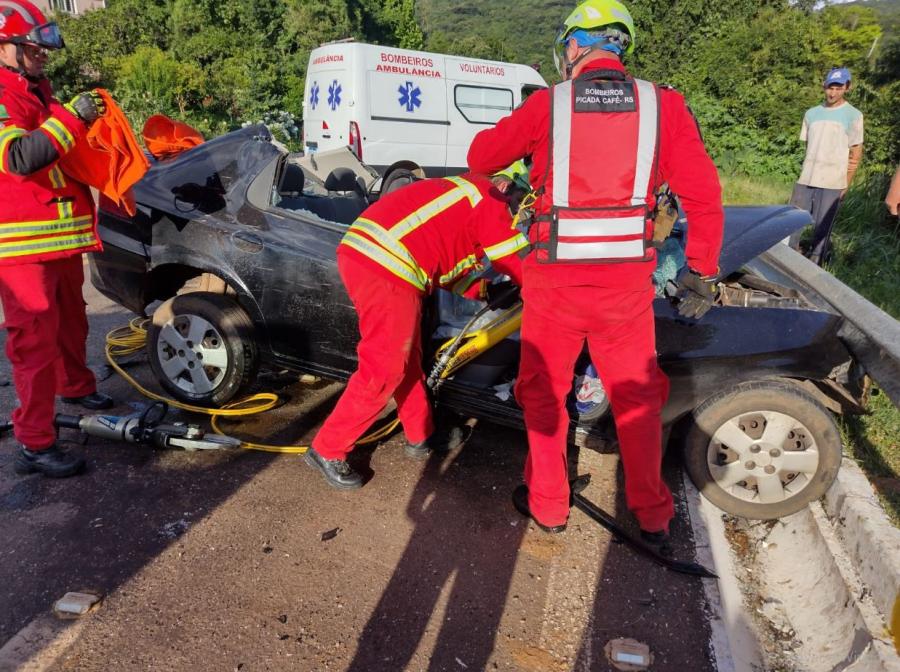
<box><xmin>716</xmin><ymin>206</ymin><xmax>812</xmax><ymax>277</ymax></box>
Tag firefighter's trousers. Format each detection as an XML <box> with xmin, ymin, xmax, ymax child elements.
<box><xmin>0</xmin><ymin>256</ymin><xmax>97</xmax><ymax>449</ymax></box>
<box><xmin>515</xmin><ymin>283</ymin><xmax>674</xmax><ymax>532</ymax></box>
<box><xmin>312</xmin><ymin>252</ymin><xmax>433</xmax><ymax>460</ymax></box>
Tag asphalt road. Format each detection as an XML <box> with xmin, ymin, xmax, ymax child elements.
<box><xmin>0</xmin><ymin>259</ymin><xmax>715</xmax><ymax>671</ymax></box>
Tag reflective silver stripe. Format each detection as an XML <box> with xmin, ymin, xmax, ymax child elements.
<box><xmin>556</xmin><ymin>239</ymin><xmax>645</xmax><ymax>260</ymax></box>
<box><xmin>557</xmin><ymin>216</ymin><xmax>645</xmax><ymax>238</ymax></box>
<box><xmin>632</xmin><ymin>79</ymin><xmax>658</xmax><ymax>206</ymax></box>
<box><xmin>552</xmin><ymin>81</ymin><xmax>572</xmax><ymax>207</ymax></box>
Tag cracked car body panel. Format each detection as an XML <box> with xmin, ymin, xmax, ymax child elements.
<box><xmin>88</xmin><ymin>126</ymin><xmax>857</xmax><ymax>430</ymax></box>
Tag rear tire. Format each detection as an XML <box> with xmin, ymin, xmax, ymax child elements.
<box><xmin>684</xmin><ymin>380</ymin><xmax>842</xmax><ymax>519</ymax></box>
<box><xmin>147</xmin><ymin>292</ymin><xmax>259</xmax><ymax>406</ymax></box>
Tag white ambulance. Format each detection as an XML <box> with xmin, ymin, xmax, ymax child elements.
<box><xmin>302</xmin><ymin>40</ymin><xmax>547</xmax><ymax>180</ymax></box>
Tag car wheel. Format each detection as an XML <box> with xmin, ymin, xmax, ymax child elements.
<box><xmin>147</xmin><ymin>292</ymin><xmax>259</xmax><ymax>406</ymax></box>
<box><xmin>571</xmin><ymin>363</ymin><xmax>610</xmax><ymax>424</ymax></box>
<box><xmin>684</xmin><ymin>380</ymin><xmax>842</xmax><ymax>520</ymax></box>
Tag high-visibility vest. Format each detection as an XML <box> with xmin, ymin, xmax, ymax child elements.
<box><xmin>534</xmin><ymin>71</ymin><xmax>660</xmax><ymax>264</ymax></box>
<box><xmin>0</xmin><ymin>69</ymin><xmax>100</xmax><ymax>266</ymax></box>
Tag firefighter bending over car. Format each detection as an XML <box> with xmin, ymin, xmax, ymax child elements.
<box><xmin>0</xmin><ymin>0</ymin><xmax>113</xmax><ymax>478</ymax></box>
<box><xmin>468</xmin><ymin>0</ymin><xmax>724</xmax><ymax>548</ymax></box>
<box><xmin>305</xmin><ymin>174</ymin><xmax>529</xmax><ymax>489</ymax></box>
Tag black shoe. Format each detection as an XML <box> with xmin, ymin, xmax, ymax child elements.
<box><xmin>304</xmin><ymin>447</ymin><xmax>363</xmax><ymax>490</ymax></box>
<box><xmin>14</xmin><ymin>444</ymin><xmax>85</xmax><ymax>478</ymax></box>
<box><xmin>640</xmin><ymin>529</ymin><xmax>674</xmax><ymax>557</ymax></box>
<box><xmin>62</xmin><ymin>392</ymin><xmax>114</xmax><ymax>410</ymax></box>
<box><xmin>512</xmin><ymin>484</ymin><xmax>566</xmax><ymax>534</ymax></box>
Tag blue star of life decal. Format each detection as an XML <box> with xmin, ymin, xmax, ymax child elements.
<box><xmin>328</xmin><ymin>80</ymin><xmax>342</xmax><ymax>111</ymax></box>
<box><xmin>398</xmin><ymin>81</ymin><xmax>422</xmax><ymax>113</ymax></box>
<box><xmin>309</xmin><ymin>82</ymin><xmax>319</xmax><ymax>110</ymax></box>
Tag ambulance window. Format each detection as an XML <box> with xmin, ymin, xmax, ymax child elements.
<box><xmin>454</xmin><ymin>85</ymin><xmax>514</xmax><ymax>124</ymax></box>
<box><xmin>521</xmin><ymin>85</ymin><xmax>544</xmax><ymax>101</ymax></box>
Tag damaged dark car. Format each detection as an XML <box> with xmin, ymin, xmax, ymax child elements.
<box><xmin>89</xmin><ymin>125</ymin><xmax>865</xmax><ymax>520</ymax></box>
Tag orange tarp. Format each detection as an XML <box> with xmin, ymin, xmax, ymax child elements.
<box><xmin>59</xmin><ymin>89</ymin><xmax>150</xmax><ymax>217</ymax></box>
<box><xmin>142</xmin><ymin>114</ymin><xmax>204</xmax><ymax>160</ymax></box>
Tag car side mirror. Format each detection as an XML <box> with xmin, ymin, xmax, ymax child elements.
<box><xmin>325</xmin><ymin>167</ymin><xmax>363</xmax><ymax>194</ymax></box>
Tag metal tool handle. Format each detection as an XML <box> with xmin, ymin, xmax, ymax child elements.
<box><xmin>54</xmin><ymin>414</ymin><xmax>84</xmax><ymax>430</ymax></box>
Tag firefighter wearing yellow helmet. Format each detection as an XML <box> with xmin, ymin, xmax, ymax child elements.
<box><xmin>469</xmin><ymin>0</ymin><xmax>725</xmax><ymax>549</ymax></box>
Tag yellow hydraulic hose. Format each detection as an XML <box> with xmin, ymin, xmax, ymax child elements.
<box><xmin>105</xmin><ymin>318</ymin><xmax>399</xmax><ymax>454</ymax></box>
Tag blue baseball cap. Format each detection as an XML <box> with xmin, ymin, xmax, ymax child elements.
<box><xmin>824</xmin><ymin>67</ymin><xmax>851</xmax><ymax>86</ymax></box>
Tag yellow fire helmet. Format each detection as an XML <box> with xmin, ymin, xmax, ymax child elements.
<box><xmin>554</xmin><ymin>0</ymin><xmax>637</xmax><ymax>76</ymax></box>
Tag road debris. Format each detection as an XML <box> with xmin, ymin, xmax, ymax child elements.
<box><xmin>321</xmin><ymin>527</ymin><xmax>341</xmax><ymax>542</ymax></box>
<box><xmin>604</xmin><ymin>638</ymin><xmax>652</xmax><ymax>671</ymax></box>
<box><xmin>53</xmin><ymin>591</ymin><xmax>102</xmax><ymax>618</ymax></box>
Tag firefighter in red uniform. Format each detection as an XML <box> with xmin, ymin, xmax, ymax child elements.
<box><xmin>305</xmin><ymin>174</ymin><xmax>529</xmax><ymax>489</ymax></box>
<box><xmin>468</xmin><ymin>0</ymin><xmax>724</xmax><ymax>545</ymax></box>
<box><xmin>0</xmin><ymin>0</ymin><xmax>113</xmax><ymax>478</ymax></box>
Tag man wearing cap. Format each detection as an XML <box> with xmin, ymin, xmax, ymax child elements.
<box><xmin>0</xmin><ymin>0</ymin><xmax>113</xmax><ymax>478</ymax></box>
<box><xmin>790</xmin><ymin>67</ymin><xmax>864</xmax><ymax>265</ymax></box>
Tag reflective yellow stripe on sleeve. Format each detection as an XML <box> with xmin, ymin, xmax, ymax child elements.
<box><xmin>438</xmin><ymin>254</ymin><xmax>481</xmax><ymax>286</ymax></box>
<box><xmin>39</xmin><ymin>116</ymin><xmax>75</xmax><ymax>152</ymax></box>
<box><xmin>483</xmin><ymin>233</ymin><xmax>530</xmax><ymax>261</ymax></box>
<box><xmin>391</xmin><ymin>177</ymin><xmax>483</xmax><ymax>240</ymax></box>
<box><xmin>0</xmin><ymin>126</ymin><xmax>27</xmax><ymax>173</ymax></box>
<box><xmin>48</xmin><ymin>166</ymin><xmax>66</xmax><ymax>189</ymax></box>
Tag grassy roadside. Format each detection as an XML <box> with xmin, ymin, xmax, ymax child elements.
<box><xmin>720</xmin><ymin>173</ymin><xmax>900</xmax><ymax>524</ymax></box>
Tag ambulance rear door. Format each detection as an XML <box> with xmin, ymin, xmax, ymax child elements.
<box><xmin>363</xmin><ymin>46</ymin><xmax>448</xmax><ymax>176</ymax></box>
<box><xmin>304</xmin><ymin>45</ymin><xmax>354</xmax><ymax>155</ymax></box>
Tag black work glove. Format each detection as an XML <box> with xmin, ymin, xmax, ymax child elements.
<box><xmin>670</xmin><ymin>268</ymin><xmax>718</xmax><ymax>319</ymax></box>
<box><xmin>66</xmin><ymin>90</ymin><xmax>105</xmax><ymax>125</ymax></box>
<box><xmin>485</xmin><ymin>281</ymin><xmax>520</xmax><ymax>310</ymax></box>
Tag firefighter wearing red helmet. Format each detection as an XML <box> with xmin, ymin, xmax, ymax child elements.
<box><xmin>468</xmin><ymin>0</ymin><xmax>724</xmax><ymax>547</ymax></box>
<box><xmin>0</xmin><ymin>0</ymin><xmax>114</xmax><ymax>478</ymax></box>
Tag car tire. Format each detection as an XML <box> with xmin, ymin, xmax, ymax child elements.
<box><xmin>684</xmin><ymin>380</ymin><xmax>842</xmax><ymax>520</ymax></box>
<box><xmin>147</xmin><ymin>292</ymin><xmax>259</xmax><ymax>407</ymax></box>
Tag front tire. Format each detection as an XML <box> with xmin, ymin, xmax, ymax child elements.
<box><xmin>684</xmin><ymin>380</ymin><xmax>842</xmax><ymax>520</ymax></box>
<box><xmin>147</xmin><ymin>292</ymin><xmax>259</xmax><ymax>406</ymax></box>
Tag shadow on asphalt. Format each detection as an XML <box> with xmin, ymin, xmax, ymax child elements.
<box><xmin>0</xmin><ymin>384</ymin><xmax>342</xmax><ymax>647</ymax></box>
<box><xmin>345</xmin><ymin>435</ymin><xmax>528</xmax><ymax>671</ymax></box>
<box><xmin>572</xmin><ymin>445</ymin><xmax>716</xmax><ymax>670</ymax></box>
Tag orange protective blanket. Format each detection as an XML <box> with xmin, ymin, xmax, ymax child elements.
<box><xmin>142</xmin><ymin>114</ymin><xmax>205</xmax><ymax>160</ymax></box>
<box><xmin>59</xmin><ymin>89</ymin><xmax>150</xmax><ymax>217</ymax></box>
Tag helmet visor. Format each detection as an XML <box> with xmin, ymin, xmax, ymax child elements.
<box><xmin>25</xmin><ymin>22</ymin><xmax>64</xmax><ymax>49</ymax></box>
<box><xmin>552</xmin><ymin>26</ymin><xmax>569</xmax><ymax>77</ymax></box>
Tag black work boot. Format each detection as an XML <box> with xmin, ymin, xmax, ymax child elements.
<box><xmin>14</xmin><ymin>444</ymin><xmax>85</xmax><ymax>478</ymax></box>
<box><xmin>640</xmin><ymin>529</ymin><xmax>674</xmax><ymax>557</ymax></box>
<box><xmin>404</xmin><ymin>437</ymin><xmax>432</xmax><ymax>459</ymax></box>
<box><xmin>512</xmin><ymin>484</ymin><xmax>566</xmax><ymax>534</ymax></box>
<box><xmin>62</xmin><ymin>391</ymin><xmax>114</xmax><ymax>410</ymax></box>
<box><xmin>304</xmin><ymin>447</ymin><xmax>363</xmax><ymax>490</ymax></box>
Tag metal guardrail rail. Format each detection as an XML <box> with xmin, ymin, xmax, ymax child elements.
<box><xmin>758</xmin><ymin>243</ymin><xmax>900</xmax><ymax>407</ymax></box>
